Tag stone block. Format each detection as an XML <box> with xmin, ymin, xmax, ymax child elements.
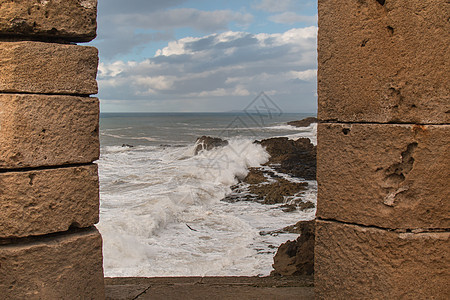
<box><xmin>318</xmin><ymin>0</ymin><xmax>450</xmax><ymax>123</ymax></box>
<box><xmin>0</xmin><ymin>0</ymin><xmax>97</xmax><ymax>42</ymax></box>
<box><xmin>0</xmin><ymin>164</ymin><xmax>99</xmax><ymax>238</ymax></box>
<box><xmin>0</xmin><ymin>41</ymin><xmax>98</xmax><ymax>95</ymax></box>
<box><xmin>317</xmin><ymin>123</ymin><xmax>450</xmax><ymax>229</ymax></box>
<box><xmin>0</xmin><ymin>228</ymin><xmax>105</xmax><ymax>299</ymax></box>
<box><xmin>0</xmin><ymin>94</ymin><xmax>99</xmax><ymax>169</ymax></box>
<box><xmin>315</xmin><ymin>220</ymin><xmax>450</xmax><ymax>300</ymax></box>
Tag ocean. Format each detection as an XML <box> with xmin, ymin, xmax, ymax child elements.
<box><xmin>98</xmin><ymin>112</ymin><xmax>317</xmax><ymax>277</ymax></box>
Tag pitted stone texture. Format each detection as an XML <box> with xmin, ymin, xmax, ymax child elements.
<box><xmin>0</xmin><ymin>0</ymin><xmax>97</xmax><ymax>42</ymax></box>
<box><xmin>0</xmin><ymin>228</ymin><xmax>105</xmax><ymax>299</ymax></box>
<box><xmin>315</xmin><ymin>220</ymin><xmax>450</xmax><ymax>300</ymax></box>
<box><xmin>0</xmin><ymin>164</ymin><xmax>99</xmax><ymax>238</ymax></box>
<box><xmin>318</xmin><ymin>0</ymin><xmax>450</xmax><ymax>123</ymax></box>
<box><xmin>0</xmin><ymin>41</ymin><xmax>98</xmax><ymax>95</ymax></box>
<box><xmin>317</xmin><ymin>123</ymin><xmax>450</xmax><ymax>229</ymax></box>
<box><xmin>0</xmin><ymin>94</ymin><xmax>99</xmax><ymax>169</ymax></box>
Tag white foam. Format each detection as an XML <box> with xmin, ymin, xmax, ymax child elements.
<box><xmin>265</xmin><ymin>124</ymin><xmax>303</xmax><ymax>131</ymax></box>
<box><xmin>283</xmin><ymin>123</ymin><xmax>317</xmax><ymax>145</ymax></box>
<box><xmin>98</xmin><ymin>127</ymin><xmax>317</xmax><ymax>277</ymax></box>
<box><xmin>99</xmin><ymin>138</ymin><xmax>307</xmax><ymax>277</ymax></box>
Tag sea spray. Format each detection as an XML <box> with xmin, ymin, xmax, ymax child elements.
<box><xmin>98</xmin><ymin>138</ymin><xmax>276</xmax><ymax>276</ymax></box>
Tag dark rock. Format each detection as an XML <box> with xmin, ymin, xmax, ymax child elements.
<box><xmin>122</xmin><ymin>144</ymin><xmax>134</xmax><ymax>148</ymax></box>
<box><xmin>256</xmin><ymin>137</ymin><xmax>316</xmax><ymax>180</ymax></box>
<box><xmin>297</xmin><ymin>201</ymin><xmax>315</xmax><ymax>211</ymax></box>
<box><xmin>243</xmin><ymin>168</ymin><xmax>267</xmax><ymax>184</ymax></box>
<box><xmin>281</xmin><ymin>201</ymin><xmax>315</xmax><ymax>212</ymax></box>
<box><xmin>194</xmin><ymin>136</ymin><xmax>228</xmax><ymax>155</ymax></box>
<box><xmin>272</xmin><ymin>220</ymin><xmax>315</xmax><ymax>276</ymax></box>
<box><xmin>260</xmin><ymin>219</ymin><xmax>315</xmax><ymax>236</ymax></box>
<box><xmin>248</xmin><ymin>178</ymin><xmax>308</xmax><ymax>205</ymax></box>
<box><xmin>287</xmin><ymin>117</ymin><xmax>318</xmax><ymax>128</ymax></box>
<box><xmin>281</xmin><ymin>204</ymin><xmax>297</xmax><ymax>213</ymax></box>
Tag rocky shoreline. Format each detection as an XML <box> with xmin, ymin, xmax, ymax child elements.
<box><xmin>195</xmin><ymin>117</ymin><xmax>317</xmax><ymax>276</ymax></box>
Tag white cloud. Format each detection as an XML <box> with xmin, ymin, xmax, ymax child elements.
<box><xmin>269</xmin><ymin>12</ymin><xmax>317</xmax><ymax>25</ymax></box>
<box><xmin>97</xmin><ymin>27</ymin><xmax>318</xmax><ymax>112</ymax></box>
<box><xmin>290</xmin><ymin>69</ymin><xmax>317</xmax><ymax>81</ymax></box>
<box><xmin>93</xmin><ymin>5</ymin><xmax>254</xmax><ymax>60</ymax></box>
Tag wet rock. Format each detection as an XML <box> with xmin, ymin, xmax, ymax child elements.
<box><xmin>248</xmin><ymin>178</ymin><xmax>308</xmax><ymax>205</ymax></box>
<box><xmin>194</xmin><ymin>136</ymin><xmax>228</xmax><ymax>155</ymax></box>
<box><xmin>243</xmin><ymin>168</ymin><xmax>267</xmax><ymax>184</ymax></box>
<box><xmin>272</xmin><ymin>220</ymin><xmax>315</xmax><ymax>276</ymax></box>
<box><xmin>260</xmin><ymin>219</ymin><xmax>315</xmax><ymax>236</ymax></box>
<box><xmin>122</xmin><ymin>144</ymin><xmax>134</xmax><ymax>148</ymax></box>
<box><xmin>281</xmin><ymin>201</ymin><xmax>315</xmax><ymax>213</ymax></box>
<box><xmin>256</xmin><ymin>137</ymin><xmax>316</xmax><ymax>180</ymax></box>
<box><xmin>287</xmin><ymin>117</ymin><xmax>318</xmax><ymax>128</ymax></box>
<box><xmin>297</xmin><ymin>201</ymin><xmax>315</xmax><ymax>211</ymax></box>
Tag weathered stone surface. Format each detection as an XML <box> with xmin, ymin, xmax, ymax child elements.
<box><xmin>105</xmin><ymin>277</ymin><xmax>314</xmax><ymax>300</ymax></box>
<box><xmin>0</xmin><ymin>228</ymin><xmax>105</xmax><ymax>299</ymax></box>
<box><xmin>0</xmin><ymin>41</ymin><xmax>98</xmax><ymax>94</ymax></box>
<box><xmin>0</xmin><ymin>94</ymin><xmax>99</xmax><ymax>169</ymax></box>
<box><xmin>315</xmin><ymin>220</ymin><xmax>450</xmax><ymax>300</ymax></box>
<box><xmin>0</xmin><ymin>164</ymin><xmax>99</xmax><ymax>238</ymax></box>
<box><xmin>0</xmin><ymin>0</ymin><xmax>97</xmax><ymax>42</ymax></box>
<box><xmin>317</xmin><ymin>123</ymin><xmax>450</xmax><ymax>229</ymax></box>
<box><xmin>318</xmin><ymin>0</ymin><xmax>450</xmax><ymax>123</ymax></box>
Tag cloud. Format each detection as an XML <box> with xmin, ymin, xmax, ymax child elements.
<box><xmin>97</xmin><ymin>27</ymin><xmax>318</xmax><ymax>112</ymax></box>
<box><xmin>94</xmin><ymin>6</ymin><xmax>253</xmax><ymax>60</ymax></box>
<box><xmin>253</xmin><ymin>0</ymin><xmax>296</xmax><ymax>13</ymax></box>
<box><xmin>269</xmin><ymin>12</ymin><xmax>317</xmax><ymax>25</ymax></box>
<box><xmin>99</xmin><ymin>0</ymin><xmax>188</xmax><ymax>15</ymax></box>
<box><xmin>114</xmin><ymin>9</ymin><xmax>253</xmax><ymax>32</ymax></box>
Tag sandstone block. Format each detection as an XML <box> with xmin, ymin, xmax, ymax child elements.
<box><xmin>0</xmin><ymin>228</ymin><xmax>105</xmax><ymax>299</ymax></box>
<box><xmin>315</xmin><ymin>220</ymin><xmax>450</xmax><ymax>300</ymax></box>
<box><xmin>0</xmin><ymin>41</ymin><xmax>98</xmax><ymax>95</ymax></box>
<box><xmin>0</xmin><ymin>0</ymin><xmax>97</xmax><ymax>42</ymax></box>
<box><xmin>0</xmin><ymin>164</ymin><xmax>99</xmax><ymax>238</ymax></box>
<box><xmin>317</xmin><ymin>123</ymin><xmax>450</xmax><ymax>229</ymax></box>
<box><xmin>0</xmin><ymin>94</ymin><xmax>99</xmax><ymax>169</ymax></box>
<box><xmin>318</xmin><ymin>0</ymin><xmax>450</xmax><ymax>123</ymax></box>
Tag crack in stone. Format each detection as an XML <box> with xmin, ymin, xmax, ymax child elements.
<box><xmin>317</xmin><ymin>218</ymin><xmax>450</xmax><ymax>234</ymax></box>
<box><xmin>0</xmin><ymin>162</ymin><xmax>94</xmax><ymax>174</ymax></box>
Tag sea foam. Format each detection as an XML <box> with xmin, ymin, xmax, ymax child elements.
<box><xmin>97</xmin><ymin>115</ymin><xmax>317</xmax><ymax>277</ymax></box>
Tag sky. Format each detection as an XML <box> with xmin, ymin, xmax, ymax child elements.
<box><xmin>88</xmin><ymin>0</ymin><xmax>318</xmax><ymax>113</ymax></box>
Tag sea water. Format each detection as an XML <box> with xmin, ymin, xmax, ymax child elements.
<box><xmin>98</xmin><ymin>112</ymin><xmax>317</xmax><ymax>277</ymax></box>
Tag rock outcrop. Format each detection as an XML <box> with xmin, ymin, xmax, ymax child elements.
<box><xmin>287</xmin><ymin>117</ymin><xmax>318</xmax><ymax>128</ymax></box>
<box><xmin>257</xmin><ymin>137</ymin><xmax>316</xmax><ymax>180</ymax></box>
<box><xmin>194</xmin><ymin>136</ymin><xmax>229</xmax><ymax>155</ymax></box>
<box><xmin>247</xmin><ymin>178</ymin><xmax>308</xmax><ymax>205</ymax></box>
<box><xmin>272</xmin><ymin>220</ymin><xmax>315</xmax><ymax>276</ymax></box>
<box><xmin>224</xmin><ymin>135</ymin><xmax>316</xmax><ymax>209</ymax></box>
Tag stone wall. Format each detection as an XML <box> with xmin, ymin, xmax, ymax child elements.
<box><xmin>0</xmin><ymin>0</ymin><xmax>104</xmax><ymax>298</ymax></box>
<box><xmin>315</xmin><ymin>0</ymin><xmax>449</xmax><ymax>299</ymax></box>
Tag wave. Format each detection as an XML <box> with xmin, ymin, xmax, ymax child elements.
<box><xmin>98</xmin><ymin>120</ymin><xmax>317</xmax><ymax>277</ymax></box>
<box><xmin>283</xmin><ymin>123</ymin><xmax>317</xmax><ymax>145</ymax></box>
<box><xmin>98</xmin><ymin>137</ymin><xmax>273</xmax><ymax>276</ymax></box>
<box><xmin>101</xmin><ymin>132</ymin><xmax>158</xmax><ymax>142</ymax></box>
<box><xmin>264</xmin><ymin>124</ymin><xmax>303</xmax><ymax>131</ymax></box>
